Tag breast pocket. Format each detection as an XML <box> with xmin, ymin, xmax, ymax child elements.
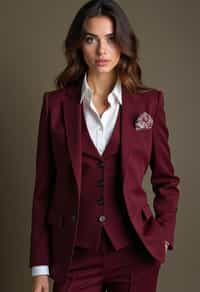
<box><xmin>129</xmin><ymin>127</ymin><xmax>153</xmax><ymax>162</ymax></box>
<box><xmin>132</xmin><ymin>126</ymin><xmax>153</xmax><ymax>136</ymax></box>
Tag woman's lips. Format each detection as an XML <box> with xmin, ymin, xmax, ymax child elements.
<box><xmin>96</xmin><ymin>59</ymin><xmax>110</xmax><ymax>66</ymax></box>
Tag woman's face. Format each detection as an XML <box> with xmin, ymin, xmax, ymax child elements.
<box><xmin>80</xmin><ymin>16</ymin><xmax>121</xmax><ymax>74</ymax></box>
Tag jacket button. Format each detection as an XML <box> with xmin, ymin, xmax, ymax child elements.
<box><xmin>98</xmin><ymin>215</ymin><xmax>106</xmax><ymax>223</ymax></box>
<box><xmin>97</xmin><ymin>197</ymin><xmax>104</xmax><ymax>205</ymax></box>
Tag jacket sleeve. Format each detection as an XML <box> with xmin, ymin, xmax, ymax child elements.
<box><xmin>150</xmin><ymin>90</ymin><xmax>181</xmax><ymax>250</ymax></box>
<box><xmin>29</xmin><ymin>92</ymin><xmax>55</xmax><ymax>267</ymax></box>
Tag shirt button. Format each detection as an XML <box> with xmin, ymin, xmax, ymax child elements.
<box><xmin>98</xmin><ymin>215</ymin><xmax>106</xmax><ymax>223</ymax></box>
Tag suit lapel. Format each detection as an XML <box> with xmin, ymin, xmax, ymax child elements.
<box><xmin>62</xmin><ymin>82</ymin><xmax>140</xmax><ymax>197</ymax></box>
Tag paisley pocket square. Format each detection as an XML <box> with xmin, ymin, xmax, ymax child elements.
<box><xmin>135</xmin><ymin>112</ymin><xmax>153</xmax><ymax>130</ymax></box>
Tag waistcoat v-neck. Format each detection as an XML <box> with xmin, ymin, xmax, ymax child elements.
<box><xmin>74</xmin><ymin>104</ymin><xmax>134</xmax><ymax>251</ymax></box>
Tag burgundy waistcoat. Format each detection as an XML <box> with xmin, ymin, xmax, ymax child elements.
<box><xmin>74</xmin><ymin>104</ymin><xmax>134</xmax><ymax>251</ymax></box>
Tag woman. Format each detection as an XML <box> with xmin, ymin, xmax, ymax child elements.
<box><xmin>29</xmin><ymin>0</ymin><xmax>180</xmax><ymax>291</ymax></box>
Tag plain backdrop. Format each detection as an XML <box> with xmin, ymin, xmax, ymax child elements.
<box><xmin>0</xmin><ymin>0</ymin><xmax>199</xmax><ymax>291</ymax></box>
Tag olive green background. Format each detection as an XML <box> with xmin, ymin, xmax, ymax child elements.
<box><xmin>0</xmin><ymin>0</ymin><xmax>198</xmax><ymax>291</ymax></box>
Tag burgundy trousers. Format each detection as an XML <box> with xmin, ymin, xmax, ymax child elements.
<box><xmin>53</xmin><ymin>229</ymin><xmax>162</xmax><ymax>292</ymax></box>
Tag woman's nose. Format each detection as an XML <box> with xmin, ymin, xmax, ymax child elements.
<box><xmin>97</xmin><ymin>40</ymin><xmax>107</xmax><ymax>54</ymax></box>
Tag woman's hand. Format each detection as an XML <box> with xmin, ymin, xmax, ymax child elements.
<box><xmin>32</xmin><ymin>275</ymin><xmax>49</xmax><ymax>292</ymax></box>
<box><xmin>164</xmin><ymin>240</ymin><xmax>169</xmax><ymax>256</ymax></box>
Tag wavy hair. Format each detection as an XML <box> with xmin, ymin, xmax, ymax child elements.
<box><xmin>55</xmin><ymin>0</ymin><xmax>153</xmax><ymax>94</ymax></box>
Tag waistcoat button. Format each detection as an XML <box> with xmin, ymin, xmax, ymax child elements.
<box><xmin>98</xmin><ymin>215</ymin><xmax>106</xmax><ymax>222</ymax></box>
<box><xmin>97</xmin><ymin>161</ymin><xmax>104</xmax><ymax>168</ymax></box>
<box><xmin>72</xmin><ymin>214</ymin><xmax>76</xmax><ymax>223</ymax></box>
<box><xmin>97</xmin><ymin>179</ymin><xmax>104</xmax><ymax>187</ymax></box>
<box><xmin>97</xmin><ymin>198</ymin><xmax>104</xmax><ymax>205</ymax></box>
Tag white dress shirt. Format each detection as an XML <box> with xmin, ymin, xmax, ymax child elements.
<box><xmin>31</xmin><ymin>72</ymin><xmax>122</xmax><ymax>276</ymax></box>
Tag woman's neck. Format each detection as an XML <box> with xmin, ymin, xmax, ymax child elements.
<box><xmin>86</xmin><ymin>70</ymin><xmax>118</xmax><ymax>98</ymax></box>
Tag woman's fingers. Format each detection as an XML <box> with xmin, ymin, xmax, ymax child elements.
<box><xmin>32</xmin><ymin>275</ymin><xmax>49</xmax><ymax>292</ymax></box>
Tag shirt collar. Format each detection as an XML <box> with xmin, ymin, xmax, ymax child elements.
<box><xmin>80</xmin><ymin>72</ymin><xmax>122</xmax><ymax>105</ymax></box>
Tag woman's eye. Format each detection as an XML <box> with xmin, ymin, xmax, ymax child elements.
<box><xmin>108</xmin><ymin>36</ymin><xmax>115</xmax><ymax>41</ymax></box>
<box><xmin>85</xmin><ymin>36</ymin><xmax>95</xmax><ymax>44</ymax></box>
<box><xmin>84</xmin><ymin>35</ymin><xmax>116</xmax><ymax>45</ymax></box>
<box><xmin>107</xmin><ymin>35</ymin><xmax>116</xmax><ymax>43</ymax></box>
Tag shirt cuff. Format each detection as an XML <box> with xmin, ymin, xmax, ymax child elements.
<box><xmin>31</xmin><ymin>265</ymin><xmax>49</xmax><ymax>276</ymax></box>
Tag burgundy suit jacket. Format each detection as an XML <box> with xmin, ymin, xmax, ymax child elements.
<box><xmin>29</xmin><ymin>82</ymin><xmax>180</xmax><ymax>281</ymax></box>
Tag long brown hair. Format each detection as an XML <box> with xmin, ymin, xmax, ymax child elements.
<box><xmin>55</xmin><ymin>0</ymin><xmax>154</xmax><ymax>94</ymax></box>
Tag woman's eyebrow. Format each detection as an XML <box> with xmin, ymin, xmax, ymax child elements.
<box><xmin>83</xmin><ymin>31</ymin><xmax>115</xmax><ymax>37</ymax></box>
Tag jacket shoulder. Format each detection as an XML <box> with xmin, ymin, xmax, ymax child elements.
<box><xmin>43</xmin><ymin>88</ymin><xmax>66</xmax><ymax>101</ymax></box>
<box><xmin>42</xmin><ymin>88</ymin><xmax>71</xmax><ymax>111</ymax></box>
<box><xmin>137</xmin><ymin>88</ymin><xmax>163</xmax><ymax>97</ymax></box>
<box><xmin>138</xmin><ymin>88</ymin><xmax>165</xmax><ymax>106</ymax></box>
<box><xmin>134</xmin><ymin>88</ymin><xmax>165</xmax><ymax>116</ymax></box>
